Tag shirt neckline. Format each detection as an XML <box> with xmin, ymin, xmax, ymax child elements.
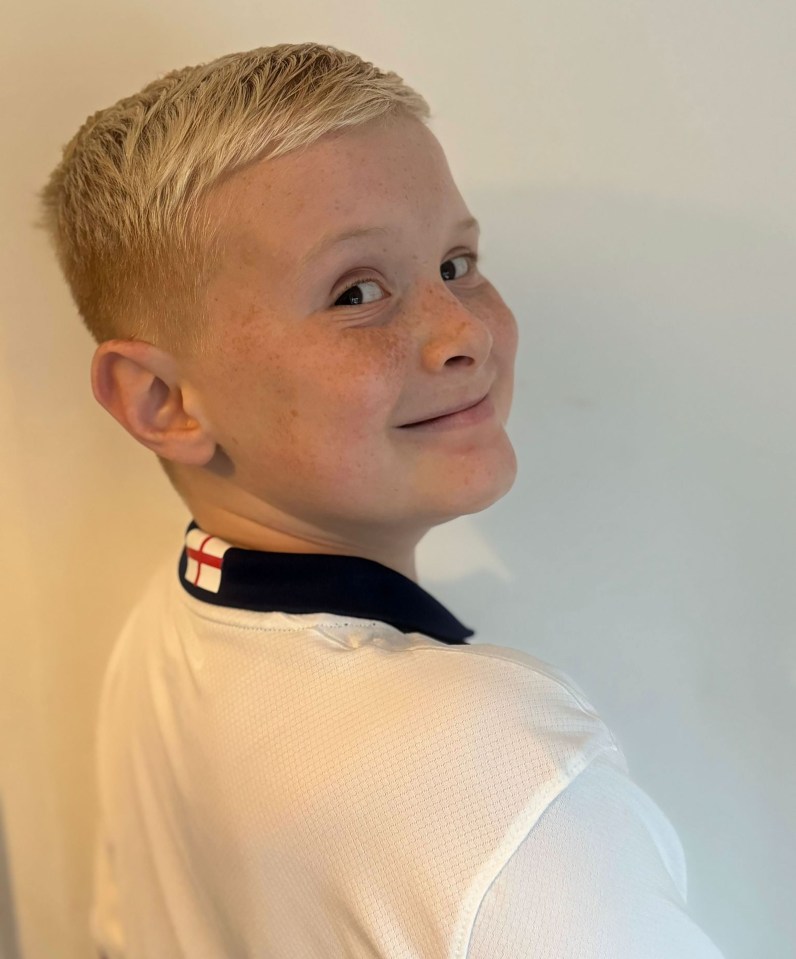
<box><xmin>177</xmin><ymin>519</ymin><xmax>474</xmax><ymax>645</ymax></box>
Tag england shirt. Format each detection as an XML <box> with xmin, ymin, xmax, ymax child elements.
<box><xmin>89</xmin><ymin>519</ymin><xmax>726</xmax><ymax>958</ymax></box>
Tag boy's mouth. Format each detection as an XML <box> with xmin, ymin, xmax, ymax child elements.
<box><xmin>399</xmin><ymin>391</ymin><xmax>489</xmax><ymax>427</ymax></box>
<box><xmin>399</xmin><ymin>392</ymin><xmax>493</xmax><ymax>429</ymax></box>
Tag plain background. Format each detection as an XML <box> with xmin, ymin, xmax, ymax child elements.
<box><xmin>2</xmin><ymin>2</ymin><xmax>794</xmax><ymax>957</ymax></box>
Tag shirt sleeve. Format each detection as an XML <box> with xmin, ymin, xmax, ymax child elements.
<box><xmin>466</xmin><ymin>747</ymin><xmax>727</xmax><ymax>959</ymax></box>
<box><xmin>89</xmin><ymin>818</ymin><xmax>127</xmax><ymax>959</ymax></box>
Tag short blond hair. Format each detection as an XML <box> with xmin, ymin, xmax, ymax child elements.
<box><xmin>35</xmin><ymin>43</ymin><xmax>431</xmax><ymax>489</ymax></box>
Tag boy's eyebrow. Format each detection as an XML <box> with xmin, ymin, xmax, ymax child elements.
<box><xmin>299</xmin><ymin>216</ymin><xmax>480</xmax><ymax>268</ymax></box>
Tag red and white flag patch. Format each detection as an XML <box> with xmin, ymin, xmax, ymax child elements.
<box><xmin>183</xmin><ymin>526</ymin><xmax>235</xmax><ymax>594</ymax></box>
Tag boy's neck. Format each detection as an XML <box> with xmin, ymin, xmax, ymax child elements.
<box><xmin>185</xmin><ymin>502</ymin><xmax>422</xmax><ymax>584</ymax></box>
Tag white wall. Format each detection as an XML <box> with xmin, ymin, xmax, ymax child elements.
<box><xmin>3</xmin><ymin>2</ymin><xmax>794</xmax><ymax>957</ymax></box>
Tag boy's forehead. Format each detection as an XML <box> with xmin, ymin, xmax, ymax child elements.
<box><xmin>224</xmin><ymin>119</ymin><xmax>447</xmax><ymax>209</ymax></box>
<box><xmin>205</xmin><ymin>117</ymin><xmax>462</xmax><ymax>268</ymax></box>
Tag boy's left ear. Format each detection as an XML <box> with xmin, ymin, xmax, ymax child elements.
<box><xmin>89</xmin><ymin>339</ymin><xmax>217</xmax><ymax>467</ymax></box>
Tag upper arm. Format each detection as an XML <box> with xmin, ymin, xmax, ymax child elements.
<box><xmin>466</xmin><ymin>749</ymin><xmax>726</xmax><ymax>959</ymax></box>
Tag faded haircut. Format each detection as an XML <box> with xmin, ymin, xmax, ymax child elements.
<box><xmin>36</xmin><ymin>43</ymin><xmax>431</xmax><ymax>357</ymax></box>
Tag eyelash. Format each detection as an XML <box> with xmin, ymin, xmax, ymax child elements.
<box><xmin>332</xmin><ymin>251</ymin><xmax>480</xmax><ymax>307</ymax></box>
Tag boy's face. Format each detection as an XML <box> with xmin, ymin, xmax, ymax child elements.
<box><xmin>179</xmin><ymin>112</ymin><xmax>518</xmax><ymax>562</ymax></box>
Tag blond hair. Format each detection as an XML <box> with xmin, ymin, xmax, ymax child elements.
<box><xmin>35</xmin><ymin>43</ymin><xmax>431</xmax><ymax>488</ymax></box>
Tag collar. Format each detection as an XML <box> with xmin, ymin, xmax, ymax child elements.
<box><xmin>177</xmin><ymin>519</ymin><xmax>474</xmax><ymax>645</ymax></box>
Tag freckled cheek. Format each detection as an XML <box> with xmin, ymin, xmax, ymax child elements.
<box><xmin>309</xmin><ymin>397</ymin><xmax>393</xmax><ymax>449</ymax></box>
<box><xmin>317</xmin><ymin>338</ymin><xmax>406</xmax><ymax>434</ymax></box>
<box><xmin>200</xmin><ymin>357</ymin><xmax>287</xmax><ymax>455</ymax></box>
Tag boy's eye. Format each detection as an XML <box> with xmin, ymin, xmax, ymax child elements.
<box><xmin>333</xmin><ymin>278</ymin><xmax>384</xmax><ymax>309</ymax></box>
<box><xmin>332</xmin><ymin>253</ymin><xmax>478</xmax><ymax>308</ymax></box>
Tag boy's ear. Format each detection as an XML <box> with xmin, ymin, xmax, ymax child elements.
<box><xmin>90</xmin><ymin>339</ymin><xmax>217</xmax><ymax>467</ymax></box>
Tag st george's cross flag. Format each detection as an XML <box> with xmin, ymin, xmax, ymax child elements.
<box><xmin>182</xmin><ymin>526</ymin><xmax>235</xmax><ymax>594</ymax></box>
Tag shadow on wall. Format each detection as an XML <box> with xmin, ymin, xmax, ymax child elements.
<box><xmin>0</xmin><ymin>799</ymin><xmax>21</xmax><ymax>959</ymax></box>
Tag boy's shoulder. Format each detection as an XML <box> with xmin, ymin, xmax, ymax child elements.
<box><xmin>103</xmin><ymin>553</ymin><xmax>624</xmax><ymax>813</ymax></box>
<box><xmin>111</xmin><ymin>554</ymin><xmax>621</xmax><ymax>772</ymax></box>
<box><xmin>96</xmin><ymin>557</ymin><xmax>627</xmax><ymax>954</ymax></box>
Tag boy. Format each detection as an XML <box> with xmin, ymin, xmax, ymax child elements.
<box><xmin>38</xmin><ymin>43</ymin><xmax>726</xmax><ymax>958</ymax></box>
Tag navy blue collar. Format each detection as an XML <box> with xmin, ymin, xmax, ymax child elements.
<box><xmin>177</xmin><ymin>519</ymin><xmax>474</xmax><ymax>645</ymax></box>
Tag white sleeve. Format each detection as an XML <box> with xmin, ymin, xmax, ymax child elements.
<box><xmin>466</xmin><ymin>748</ymin><xmax>726</xmax><ymax>959</ymax></box>
<box><xmin>89</xmin><ymin>820</ymin><xmax>127</xmax><ymax>959</ymax></box>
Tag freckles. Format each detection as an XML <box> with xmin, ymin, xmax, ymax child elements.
<box><xmin>347</xmin><ymin>334</ymin><xmax>408</xmax><ymax>418</ymax></box>
<box><xmin>376</xmin><ymin>328</ymin><xmax>411</xmax><ymax>374</ymax></box>
<box><xmin>337</xmin><ymin>326</ymin><xmax>408</xmax><ymax>384</ymax></box>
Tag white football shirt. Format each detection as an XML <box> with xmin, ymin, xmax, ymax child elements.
<box><xmin>89</xmin><ymin>519</ymin><xmax>726</xmax><ymax>958</ymax></box>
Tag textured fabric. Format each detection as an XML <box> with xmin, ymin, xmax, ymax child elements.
<box><xmin>89</xmin><ymin>522</ymin><xmax>725</xmax><ymax>958</ymax></box>
<box><xmin>468</xmin><ymin>748</ymin><xmax>726</xmax><ymax>958</ymax></box>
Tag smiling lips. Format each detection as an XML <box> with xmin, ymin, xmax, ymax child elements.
<box><xmin>401</xmin><ymin>392</ymin><xmax>490</xmax><ymax>427</ymax></box>
<box><xmin>399</xmin><ymin>392</ymin><xmax>494</xmax><ymax>430</ymax></box>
